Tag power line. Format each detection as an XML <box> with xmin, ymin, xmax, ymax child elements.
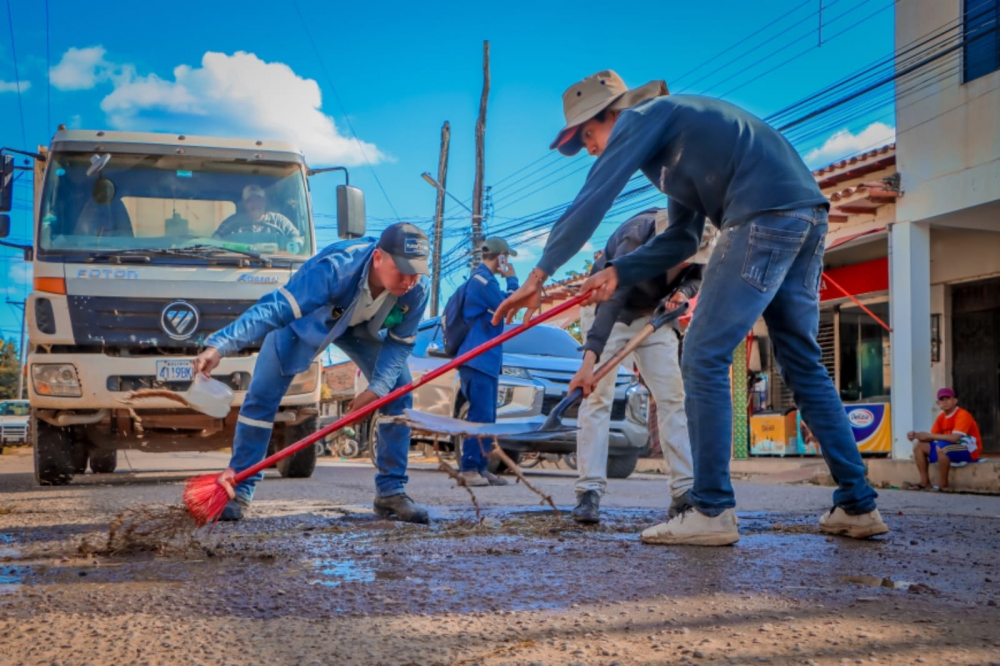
<box><xmin>3</xmin><ymin>0</ymin><xmax>27</xmax><ymax>150</ymax></box>
<box><xmin>290</xmin><ymin>0</ymin><xmax>400</xmax><ymax>221</ymax></box>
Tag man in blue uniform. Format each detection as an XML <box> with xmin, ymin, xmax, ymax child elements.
<box><xmin>193</xmin><ymin>223</ymin><xmax>432</xmax><ymax>523</ymax></box>
<box><xmin>455</xmin><ymin>238</ymin><xmax>519</xmax><ymax>487</ymax></box>
<box><xmin>494</xmin><ymin>70</ymin><xmax>887</xmax><ymax>545</ymax></box>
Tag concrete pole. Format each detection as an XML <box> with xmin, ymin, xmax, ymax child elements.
<box><xmin>888</xmin><ymin>221</ymin><xmax>933</xmax><ymax>459</ymax></box>
<box><xmin>16</xmin><ymin>307</ymin><xmax>26</xmax><ymax>399</ymax></box>
<box><xmin>430</xmin><ymin>121</ymin><xmax>450</xmax><ymax>317</ymax></box>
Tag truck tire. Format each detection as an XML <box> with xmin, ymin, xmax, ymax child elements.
<box><xmin>607</xmin><ymin>452</ymin><xmax>639</xmax><ymax>479</ymax></box>
<box><xmin>276</xmin><ymin>416</ymin><xmax>318</xmax><ymax>478</ymax></box>
<box><xmin>89</xmin><ymin>449</ymin><xmax>118</xmax><ymax>474</ymax></box>
<box><xmin>33</xmin><ymin>416</ymin><xmax>75</xmax><ymax>486</ymax></box>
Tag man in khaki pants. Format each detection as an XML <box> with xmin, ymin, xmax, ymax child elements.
<box><xmin>569</xmin><ymin>208</ymin><xmax>715</xmax><ymax>525</ymax></box>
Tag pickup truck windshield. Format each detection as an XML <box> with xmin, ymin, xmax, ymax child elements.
<box><xmin>37</xmin><ymin>152</ymin><xmax>312</xmax><ymax>261</ymax></box>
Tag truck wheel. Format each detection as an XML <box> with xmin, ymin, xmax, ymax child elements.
<box><xmin>276</xmin><ymin>416</ymin><xmax>318</xmax><ymax>478</ymax></box>
<box><xmin>89</xmin><ymin>449</ymin><xmax>118</xmax><ymax>474</ymax></box>
<box><xmin>607</xmin><ymin>452</ymin><xmax>639</xmax><ymax>479</ymax></box>
<box><xmin>33</xmin><ymin>416</ymin><xmax>75</xmax><ymax>486</ymax></box>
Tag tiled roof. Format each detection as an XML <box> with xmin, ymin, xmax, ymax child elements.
<box><xmin>813</xmin><ymin>144</ymin><xmax>896</xmax><ymax>189</ymax></box>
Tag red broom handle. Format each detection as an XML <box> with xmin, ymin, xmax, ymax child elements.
<box><xmin>821</xmin><ymin>271</ymin><xmax>892</xmax><ymax>332</ymax></box>
<box><xmin>232</xmin><ymin>291</ymin><xmax>593</xmax><ymax>483</ymax></box>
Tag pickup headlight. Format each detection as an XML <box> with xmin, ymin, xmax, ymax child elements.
<box><xmin>626</xmin><ymin>385</ymin><xmax>649</xmax><ymax>424</ymax></box>
<box><xmin>32</xmin><ymin>364</ymin><xmax>83</xmax><ymax>397</ymax></box>
<box><xmin>501</xmin><ymin>366</ymin><xmax>532</xmax><ymax>380</ymax></box>
<box><xmin>496</xmin><ymin>386</ymin><xmax>514</xmax><ymax>408</ymax></box>
<box><xmin>288</xmin><ymin>363</ymin><xmax>320</xmax><ymax>395</ymax></box>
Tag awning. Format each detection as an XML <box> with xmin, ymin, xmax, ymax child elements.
<box><xmin>826</xmin><ymin>225</ymin><xmax>887</xmax><ymax>252</ymax></box>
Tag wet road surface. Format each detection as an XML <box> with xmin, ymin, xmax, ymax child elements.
<box><xmin>1</xmin><ymin>448</ymin><xmax>999</xmax><ymax>665</ymax></box>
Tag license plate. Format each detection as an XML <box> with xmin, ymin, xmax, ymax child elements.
<box><xmin>156</xmin><ymin>360</ymin><xmax>194</xmax><ymax>382</ymax></box>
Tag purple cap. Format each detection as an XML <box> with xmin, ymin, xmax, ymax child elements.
<box><xmin>937</xmin><ymin>387</ymin><xmax>955</xmax><ymax>400</ymax></box>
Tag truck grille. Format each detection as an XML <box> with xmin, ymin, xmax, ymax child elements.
<box><xmin>1</xmin><ymin>422</ymin><xmax>29</xmax><ymax>443</ymax></box>
<box><xmin>67</xmin><ymin>297</ymin><xmax>259</xmax><ymax>349</ymax></box>
<box><xmin>541</xmin><ymin>395</ymin><xmax>628</xmax><ymax>421</ymax></box>
<box><xmin>106</xmin><ymin>373</ymin><xmax>250</xmax><ymax>393</ymax></box>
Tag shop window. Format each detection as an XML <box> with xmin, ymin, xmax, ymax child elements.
<box><xmin>839</xmin><ymin>303</ymin><xmax>891</xmax><ymax>402</ymax></box>
<box><xmin>965</xmin><ymin>0</ymin><xmax>1000</xmax><ymax>83</ymax></box>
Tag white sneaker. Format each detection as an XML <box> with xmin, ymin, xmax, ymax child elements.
<box><xmin>819</xmin><ymin>507</ymin><xmax>889</xmax><ymax>539</ymax></box>
<box><xmin>459</xmin><ymin>470</ymin><xmax>489</xmax><ymax>487</ymax></box>
<box><xmin>640</xmin><ymin>507</ymin><xmax>739</xmax><ymax>546</ymax></box>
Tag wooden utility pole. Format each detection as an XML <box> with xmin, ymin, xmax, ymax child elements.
<box><xmin>430</xmin><ymin>121</ymin><xmax>450</xmax><ymax>317</ymax></box>
<box><xmin>471</xmin><ymin>40</ymin><xmax>490</xmax><ymax>268</ymax></box>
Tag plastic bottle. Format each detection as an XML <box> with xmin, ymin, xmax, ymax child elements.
<box><xmin>185</xmin><ymin>373</ymin><xmax>235</xmax><ymax>419</ymax></box>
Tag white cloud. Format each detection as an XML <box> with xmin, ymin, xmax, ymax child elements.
<box><xmin>805</xmin><ymin>122</ymin><xmax>896</xmax><ymax>169</ymax></box>
<box><xmin>0</xmin><ymin>80</ymin><xmax>30</xmax><ymax>93</ymax></box>
<box><xmin>49</xmin><ymin>46</ymin><xmax>118</xmax><ymax>90</ymax></box>
<box><xmin>98</xmin><ymin>51</ymin><xmax>384</xmax><ymax>166</ymax></box>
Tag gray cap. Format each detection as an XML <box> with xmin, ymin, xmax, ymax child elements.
<box><xmin>377</xmin><ymin>222</ymin><xmax>430</xmax><ymax>275</ymax></box>
<box><xmin>481</xmin><ymin>237</ymin><xmax>517</xmax><ymax>257</ymax></box>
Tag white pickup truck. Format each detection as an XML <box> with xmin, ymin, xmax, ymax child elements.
<box><xmin>0</xmin><ymin>399</ymin><xmax>30</xmax><ymax>445</ymax></box>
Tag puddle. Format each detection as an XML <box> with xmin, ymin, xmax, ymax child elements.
<box><xmin>842</xmin><ymin>575</ymin><xmax>913</xmax><ymax>590</ymax></box>
<box><xmin>0</xmin><ymin>564</ymin><xmax>26</xmax><ymax>595</ymax></box>
<box><xmin>311</xmin><ymin>558</ymin><xmax>376</xmax><ymax>587</ymax></box>
<box><xmin>0</xmin><ymin>533</ymin><xmax>17</xmax><ymax>559</ymax></box>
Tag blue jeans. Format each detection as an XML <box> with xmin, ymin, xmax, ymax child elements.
<box><xmin>458</xmin><ymin>367</ymin><xmax>498</xmax><ymax>473</ymax></box>
<box><xmin>681</xmin><ymin>206</ymin><xmax>878</xmax><ymax>517</ymax></box>
<box><xmin>228</xmin><ymin>332</ymin><xmax>413</xmax><ymax>502</ymax></box>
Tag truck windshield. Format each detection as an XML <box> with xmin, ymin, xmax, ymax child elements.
<box><xmin>37</xmin><ymin>152</ymin><xmax>312</xmax><ymax>262</ymax></box>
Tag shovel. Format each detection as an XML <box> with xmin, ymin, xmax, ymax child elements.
<box><xmin>400</xmin><ymin>299</ymin><xmax>690</xmax><ymax>442</ymax></box>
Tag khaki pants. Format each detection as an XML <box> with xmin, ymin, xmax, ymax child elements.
<box><xmin>576</xmin><ymin>307</ymin><xmax>694</xmax><ymax>499</ymax></box>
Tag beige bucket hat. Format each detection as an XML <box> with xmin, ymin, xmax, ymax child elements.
<box><xmin>550</xmin><ymin>70</ymin><xmax>668</xmax><ymax>156</ymax></box>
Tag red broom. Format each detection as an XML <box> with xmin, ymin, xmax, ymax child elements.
<box><xmin>184</xmin><ymin>291</ymin><xmax>593</xmax><ymax>525</ymax></box>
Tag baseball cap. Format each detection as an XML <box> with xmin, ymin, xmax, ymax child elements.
<box><xmin>242</xmin><ymin>184</ymin><xmax>266</xmax><ymax>201</ymax></box>
<box><xmin>481</xmin><ymin>237</ymin><xmax>517</xmax><ymax>257</ymax></box>
<box><xmin>936</xmin><ymin>387</ymin><xmax>956</xmax><ymax>400</ymax></box>
<box><xmin>377</xmin><ymin>222</ymin><xmax>430</xmax><ymax>275</ymax></box>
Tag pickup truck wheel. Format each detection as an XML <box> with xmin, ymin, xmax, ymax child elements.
<box><xmin>487</xmin><ymin>448</ymin><xmax>522</xmax><ymax>475</ymax></box>
<box><xmin>276</xmin><ymin>416</ymin><xmax>318</xmax><ymax>478</ymax></box>
<box><xmin>33</xmin><ymin>416</ymin><xmax>74</xmax><ymax>486</ymax></box>
<box><xmin>89</xmin><ymin>449</ymin><xmax>118</xmax><ymax>474</ymax></box>
<box><xmin>607</xmin><ymin>452</ymin><xmax>640</xmax><ymax>479</ymax></box>
<box><xmin>363</xmin><ymin>417</ymin><xmax>379</xmax><ymax>469</ymax></box>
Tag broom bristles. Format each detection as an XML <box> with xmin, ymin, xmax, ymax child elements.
<box><xmin>183</xmin><ymin>473</ymin><xmax>232</xmax><ymax>526</ymax></box>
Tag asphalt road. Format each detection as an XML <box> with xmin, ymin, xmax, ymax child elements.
<box><xmin>2</xmin><ymin>447</ymin><xmax>999</xmax><ymax>666</ymax></box>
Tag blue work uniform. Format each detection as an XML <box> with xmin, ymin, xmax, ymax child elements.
<box><xmin>455</xmin><ymin>263</ymin><xmax>518</xmax><ymax>472</ymax></box>
<box><xmin>205</xmin><ymin>238</ymin><xmax>429</xmax><ymax>501</ymax></box>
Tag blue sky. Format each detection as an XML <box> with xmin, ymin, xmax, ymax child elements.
<box><xmin>0</xmin><ymin>0</ymin><xmax>898</xmax><ymax>344</ymax></box>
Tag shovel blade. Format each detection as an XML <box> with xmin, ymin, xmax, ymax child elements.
<box><xmin>401</xmin><ymin>408</ymin><xmax>576</xmax><ymax>441</ymax></box>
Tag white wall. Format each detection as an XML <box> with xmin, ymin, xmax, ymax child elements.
<box><xmin>895</xmin><ymin>0</ymin><xmax>1000</xmax><ymax>224</ymax></box>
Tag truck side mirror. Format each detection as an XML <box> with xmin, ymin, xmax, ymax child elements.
<box><xmin>0</xmin><ymin>214</ymin><xmax>9</xmax><ymax>239</ymax></box>
<box><xmin>0</xmin><ymin>154</ymin><xmax>13</xmax><ymax>213</ymax></box>
<box><xmin>336</xmin><ymin>184</ymin><xmax>366</xmax><ymax>239</ymax></box>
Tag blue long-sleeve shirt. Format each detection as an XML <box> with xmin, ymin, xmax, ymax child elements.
<box><xmin>206</xmin><ymin>239</ymin><xmax>428</xmax><ymax>398</ymax></box>
<box><xmin>457</xmin><ymin>262</ymin><xmax>519</xmax><ymax>376</ymax></box>
<box><xmin>536</xmin><ymin>94</ymin><xmax>828</xmax><ymax>287</ymax></box>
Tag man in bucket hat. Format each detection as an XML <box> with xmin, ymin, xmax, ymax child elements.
<box><xmin>193</xmin><ymin>223</ymin><xmax>432</xmax><ymax>524</ymax></box>
<box><xmin>494</xmin><ymin>70</ymin><xmax>887</xmax><ymax>545</ymax></box>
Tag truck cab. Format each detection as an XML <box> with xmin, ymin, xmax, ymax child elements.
<box><xmin>0</xmin><ymin>130</ymin><xmax>364</xmax><ymax>485</ymax></box>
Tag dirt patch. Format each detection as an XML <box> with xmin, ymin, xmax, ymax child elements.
<box><xmin>78</xmin><ymin>504</ymin><xmax>201</xmax><ymax>556</ymax></box>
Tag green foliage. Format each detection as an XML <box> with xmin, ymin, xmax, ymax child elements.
<box><xmin>0</xmin><ymin>338</ymin><xmax>22</xmax><ymax>399</ymax></box>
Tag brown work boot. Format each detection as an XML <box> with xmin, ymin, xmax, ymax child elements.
<box><xmin>374</xmin><ymin>493</ymin><xmax>430</xmax><ymax>524</ymax></box>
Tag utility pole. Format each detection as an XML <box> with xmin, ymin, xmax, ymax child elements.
<box><xmin>430</xmin><ymin>121</ymin><xmax>450</xmax><ymax>317</ymax></box>
<box><xmin>471</xmin><ymin>40</ymin><xmax>490</xmax><ymax>268</ymax></box>
<box><xmin>6</xmin><ymin>300</ymin><xmax>25</xmax><ymax>399</ymax></box>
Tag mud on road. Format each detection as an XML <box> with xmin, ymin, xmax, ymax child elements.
<box><xmin>1</xmin><ymin>454</ymin><xmax>999</xmax><ymax>665</ymax></box>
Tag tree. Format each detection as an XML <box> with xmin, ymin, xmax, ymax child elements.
<box><xmin>0</xmin><ymin>338</ymin><xmax>21</xmax><ymax>399</ymax></box>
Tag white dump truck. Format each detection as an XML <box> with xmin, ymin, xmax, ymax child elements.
<box><xmin>0</xmin><ymin>130</ymin><xmax>364</xmax><ymax>485</ymax></box>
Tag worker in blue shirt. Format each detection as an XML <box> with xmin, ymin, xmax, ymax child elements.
<box><xmin>455</xmin><ymin>238</ymin><xmax>519</xmax><ymax>486</ymax></box>
<box><xmin>494</xmin><ymin>70</ymin><xmax>887</xmax><ymax>546</ymax></box>
<box><xmin>192</xmin><ymin>223</ymin><xmax>432</xmax><ymax>524</ymax></box>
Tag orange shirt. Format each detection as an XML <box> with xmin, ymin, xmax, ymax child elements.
<box><xmin>932</xmin><ymin>407</ymin><xmax>982</xmax><ymax>460</ymax></box>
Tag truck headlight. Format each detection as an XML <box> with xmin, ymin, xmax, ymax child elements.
<box><xmin>32</xmin><ymin>364</ymin><xmax>83</xmax><ymax>397</ymax></box>
<box><xmin>497</xmin><ymin>386</ymin><xmax>514</xmax><ymax>408</ymax></box>
<box><xmin>626</xmin><ymin>386</ymin><xmax>649</xmax><ymax>424</ymax></box>
<box><xmin>501</xmin><ymin>366</ymin><xmax>532</xmax><ymax>380</ymax></box>
<box><xmin>288</xmin><ymin>363</ymin><xmax>320</xmax><ymax>395</ymax></box>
